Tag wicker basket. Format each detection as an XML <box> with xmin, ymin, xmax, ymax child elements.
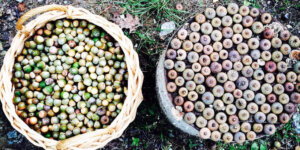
<box><xmin>0</xmin><ymin>5</ymin><xmax>143</xmax><ymax>150</ymax></box>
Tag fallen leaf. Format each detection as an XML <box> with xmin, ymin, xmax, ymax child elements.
<box><xmin>111</xmin><ymin>7</ymin><xmax>124</xmax><ymax>17</ymax></box>
<box><xmin>112</xmin><ymin>13</ymin><xmax>141</xmax><ymax>33</ymax></box>
<box><xmin>259</xmin><ymin>143</ymin><xmax>267</xmax><ymax>150</ymax></box>
<box><xmin>99</xmin><ymin>4</ymin><xmax>112</xmax><ymax>14</ymax></box>
<box><xmin>251</xmin><ymin>142</ymin><xmax>259</xmax><ymax>150</ymax></box>
<box><xmin>17</xmin><ymin>3</ymin><xmax>25</xmax><ymax>12</ymax></box>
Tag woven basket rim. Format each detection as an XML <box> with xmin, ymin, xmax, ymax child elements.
<box><xmin>0</xmin><ymin>5</ymin><xmax>143</xmax><ymax>150</ymax></box>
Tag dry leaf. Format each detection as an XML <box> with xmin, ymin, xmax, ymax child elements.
<box><xmin>112</xmin><ymin>13</ymin><xmax>141</xmax><ymax>33</ymax></box>
<box><xmin>111</xmin><ymin>7</ymin><xmax>124</xmax><ymax>16</ymax></box>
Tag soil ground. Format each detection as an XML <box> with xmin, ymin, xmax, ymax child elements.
<box><xmin>0</xmin><ymin>0</ymin><xmax>299</xmax><ymax>149</ymax></box>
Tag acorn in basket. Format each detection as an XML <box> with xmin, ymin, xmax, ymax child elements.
<box><xmin>164</xmin><ymin>3</ymin><xmax>300</xmax><ymax>143</ymax></box>
<box><xmin>0</xmin><ymin>5</ymin><xmax>143</xmax><ymax>150</ymax></box>
<box><xmin>12</xmin><ymin>19</ymin><xmax>128</xmax><ymax>140</ymax></box>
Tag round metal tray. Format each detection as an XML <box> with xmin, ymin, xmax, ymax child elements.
<box><xmin>155</xmin><ymin>12</ymin><xmax>298</xmax><ymax>141</ymax></box>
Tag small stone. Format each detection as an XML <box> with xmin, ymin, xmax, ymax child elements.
<box><xmin>7</xmin><ymin>130</ymin><xmax>23</xmax><ymax>145</ymax></box>
<box><xmin>38</xmin><ymin>0</ymin><xmax>44</xmax><ymax>3</ymax></box>
<box><xmin>16</xmin><ymin>0</ymin><xmax>23</xmax><ymax>3</ymax></box>
<box><xmin>176</xmin><ymin>3</ymin><xmax>183</xmax><ymax>10</ymax></box>
<box><xmin>168</xmin><ymin>131</ymin><xmax>174</xmax><ymax>138</ymax></box>
<box><xmin>2</xmin><ymin>25</ymin><xmax>8</xmax><ymax>32</ymax></box>
<box><xmin>6</xmin><ymin>8</ymin><xmax>12</xmax><ymax>15</ymax></box>
<box><xmin>4</xmin><ymin>43</ymin><xmax>9</xmax><ymax>49</ymax></box>
<box><xmin>7</xmin><ymin>15</ymin><xmax>15</xmax><ymax>21</ymax></box>
<box><xmin>159</xmin><ymin>21</ymin><xmax>176</xmax><ymax>40</ymax></box>
<box><xmin>283</xmin><ymin>13</ymin><xmax>290</xmax><ymax>20</ymax></box>
<box><xmin>286</xmin><ymin>25</ymin><xmax>292</xmax><ymax>29</ymax></box>
<box><xmin>213</xmin><ymin>0</ymin><xmax>219</xmax><ymax>3</ymax></box>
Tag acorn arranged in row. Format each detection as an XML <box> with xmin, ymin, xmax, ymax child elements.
<box><xmin>164</xmin><ymin>3</ymin><xmax>300</xmax><ymax>143</ymax></box>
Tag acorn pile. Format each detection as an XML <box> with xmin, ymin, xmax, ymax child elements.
<box><xmin>12</xmin><ymin>19</ymin><xmax>128</xmax><ymax>140</ymax></box>
<box><xmin>164</xmin><ymin>3</ymin><xmax>300</xmax><ymax>143</ymax></box>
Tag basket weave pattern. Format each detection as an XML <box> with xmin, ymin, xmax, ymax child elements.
<box><xmin>0</xmin><ymin>5</ymin><xmax>143</xmax><ymax>150</ymax></box>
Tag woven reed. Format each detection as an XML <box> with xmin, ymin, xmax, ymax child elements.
<box><xmin>0</xmin><ymin>4</ymin><xmax>143</xmax><ymax>150</ymax></box>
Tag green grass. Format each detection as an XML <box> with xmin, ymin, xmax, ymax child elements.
<box><xmin>198</xmin><ymin>0</ymin><xmax>203</xmax><ymax>6</ymax></box>
<box><xmin>278</xmin><ymin>0</ymin><xmax>291</xmax><ymax>10</ymax></box>
<box><xmin>242</xmin><ymin>0</ymin><xmax>260</xmax><ymax>8</ymax></box>
<box><xmin>135</xmin><ymin>30</ymin><xmax>156</xmax><ymax>54</ymax></box>
<box><xmin>131</xmin><ymin>137</ymin><xmax>140</xmax><ymax>147</ymax></box>
<box><xmin>114</xmin><ymin>0</ymin><xmax>190</xmax><ymax>71</ymax></box>
<box><xmin>188</xmin><ymin>139</ymin><xmax>198</xmax><ymax>149</ymax></box>
<box><xmin>117</xmin><ymin>0</ymin><xmax>187</xmax><ymax>25</ymax></box>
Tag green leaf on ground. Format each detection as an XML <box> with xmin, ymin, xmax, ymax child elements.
<box><xmin>260</xmin><ymin>143</ymin><xmax>267</xmax><ymax>150</ymax></box>
<box><xmin>132</xmin><ymin>137</ymin><xmax>140</xmax><ymax>146</ymax></box>
<box><xmin>251</xmin><ymin>142</ymin><xmax>259</xmax><ymax>150</ymax></box>
<box><xmin>244</xmin><ymin>0</ymin><xmax>251</xmax><ymax>6</ymax></box>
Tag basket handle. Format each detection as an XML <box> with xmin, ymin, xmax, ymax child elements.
<box><xmin>16</xmin><ymin>5</ymin><xmax>68</xmax><ymax>30</ymax></box>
